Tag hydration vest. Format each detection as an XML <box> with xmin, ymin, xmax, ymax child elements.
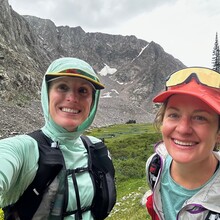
<box><xmin>3</xmin><ymin>130</ymin><xmax>116</xmax><ymax>220</ymax></box>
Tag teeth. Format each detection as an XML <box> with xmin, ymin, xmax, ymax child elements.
<box><xmin>174</xmin><ymin>139</ymin><xmax>195</xmax><ymax>146</ymax></box>
<box><xmin>62</xmin><ymin>108</ymin><xmax>79</xmax><ymax>113</ymax></box>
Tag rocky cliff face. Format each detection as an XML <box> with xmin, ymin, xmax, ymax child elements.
<box><xmin>0</xmin><ymin>0</ymin><xmax>185</xmax><ymax>137</ymax></box>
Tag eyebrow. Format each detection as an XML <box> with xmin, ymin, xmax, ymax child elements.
<box><xmin>166</xmin><ymin>106</ymin><xmax>179</xmax><ymax>111</ymax></box>
<box><xmin>166</xmin><ymin>106</ymin><xmax>213</xmax><ymax>115</ymax></box>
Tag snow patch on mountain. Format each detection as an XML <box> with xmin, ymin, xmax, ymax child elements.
<box><xmin>101</xmin><ymin>92</ymin><xmax>112</xmax><ymax>98</ymax></box>
<box><xmin>101</xmin><ymin>89</ymin><xmax>119</xmax><ymax>98</ymax></box>
<box><xmin>99</xmin><ymin>64</ymin><xmax>117</xmax><ymax>76</ymax></box>
<box><xmin>132</xmin><ymin>44</ymin><xmax>149</xmax><ymax>62</ymax></box>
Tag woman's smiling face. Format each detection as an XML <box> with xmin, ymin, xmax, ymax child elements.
<box><xmin>48</xmin><ymin>76</ymin><xmax>94</xmax><ymax>131</ymax></box>
<box><xmin>162</xmin><ymin>94</ymin><xmax>220</xmax><ymax>165</ymax></box>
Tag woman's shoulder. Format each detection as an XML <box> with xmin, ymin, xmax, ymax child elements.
<box><xmin>0</xmin><ymin>133</ymin><xmax>40</xmax><ymax>158</ymax></box>
<box><xmin>0</xmin><ymin>134</ymin><xmax>40</xmax><ymax>204</ymax></box>
<box><xmin>146</xmin><ymin>141</ymin><xmax>168</xmax><ymax>172</ymax></box>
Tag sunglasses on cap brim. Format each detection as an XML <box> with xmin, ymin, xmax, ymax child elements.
<box><xmin>166</xmin><ymin>67</ymin><xmax>220</xmax><ymax>89</ymax></box>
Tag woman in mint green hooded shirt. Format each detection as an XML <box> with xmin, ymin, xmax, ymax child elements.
<box><xmin>0</xmin><ymin>57</ymin><xmax>107</xmax><ymax>219</ymax></box>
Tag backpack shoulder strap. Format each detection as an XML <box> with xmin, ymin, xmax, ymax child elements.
<box><xmin>80</xmin><ymin>135</ymin><xmax>116</xmax><ymax>220</ymax></box>
<box><xmin>80</xmin><ymin>135</ymin><xmax>93</xmax><ymax>170</ymax></box>
<box><xmin>81</xmin><ymin>135</ymin><xmax>115</xmax><ymax>177</ymax></box>
<box><xmin>27</xmin><ymin>130</ymin><xmax>65</xmax><ymax>187</ymax></box>
<box><xmin>148</xmin><ymin>154</ymin><xmax>161</xmax><ymax>189</ymax></box>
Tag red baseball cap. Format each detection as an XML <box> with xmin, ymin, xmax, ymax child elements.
<box><xmin>153</xmin><ymin>67</ymin><xmax>220</xmax><ymax>114</ymax></box>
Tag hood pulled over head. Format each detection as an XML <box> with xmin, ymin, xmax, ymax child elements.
<box><xmin>41</xmin><ymin>57</ymin><xmax>104</xmax><ymax>139</ymax></box>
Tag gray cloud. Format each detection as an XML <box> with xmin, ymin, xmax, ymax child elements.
<box><xmin>9</xmin><ymin>0</ymin><xmax>177</xmax><ymax>29</ymax></box>
<box><xmin>52</xmin><ymin>0</ymin><xmax>178</xmax><ymax>28</ymax></box>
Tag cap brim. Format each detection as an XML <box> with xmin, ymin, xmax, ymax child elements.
<box><xmin>153</xmin><ymin>80</ymin><xmax>220</xmax><ymax>114</ymax></box>
<box><xmin>46</xmin><ymin>73</ymin><xmax>104</xmax><ymax>90</ymax></box>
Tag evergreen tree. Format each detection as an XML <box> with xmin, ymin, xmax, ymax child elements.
<box><xmin>212</xmin><ymin>32</ymin><xmax>220</xmax><ymax>72</ymax></box>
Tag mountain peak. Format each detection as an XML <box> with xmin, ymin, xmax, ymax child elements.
<box><xmin>0</xmin><ymin>1</ymin><xmax>185</xmax><ymax>137</ymax></box>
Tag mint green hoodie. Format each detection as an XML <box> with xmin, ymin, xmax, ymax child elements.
<box><xmin>0</xmin><ymin>57</ymin><xmax>103</xmax><ymax>219</ymax></box>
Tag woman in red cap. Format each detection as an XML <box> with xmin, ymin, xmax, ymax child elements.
<box><xmin>146</xmin><ymin>67</ymin><xmax>220</xmax><ymax>220</ymax></box>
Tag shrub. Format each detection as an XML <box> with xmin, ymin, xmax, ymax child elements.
<box><xmin>0</xmin><ymin>209</ymin><xmax>4</xmax><ymax>219</ymax></box>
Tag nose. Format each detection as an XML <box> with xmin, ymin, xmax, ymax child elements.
<box><xmin>176</xmin><ymin>116</ymin><xmax>193</xmax><ymax>135</ymax></box>
<box><xmin>66</xmin><ymin>91</ymin><xmax>79</xmax><ymax>102</ymax></box>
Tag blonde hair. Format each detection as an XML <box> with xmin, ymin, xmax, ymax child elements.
<box><xmin>154</xmin><ymin>100</ymin><xmax>168</xmax><ymax>132</ymax></box>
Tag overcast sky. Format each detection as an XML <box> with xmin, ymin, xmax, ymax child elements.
<box><xmin>8</xmin><ymin>0</ymin><xmax>220</xmax><ymax>68</ymax></box>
